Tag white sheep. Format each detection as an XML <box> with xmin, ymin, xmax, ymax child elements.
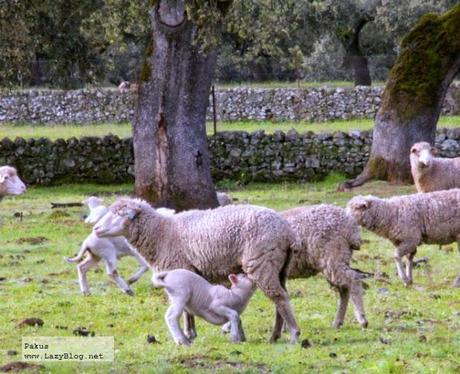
<box><xmin>410</xmin><ymin>141</ymin><xmax>460</xmax><ymax>192</ymax></box>
<box><xmin>347</xmin><ymin>190</ymin><xmax>460</xmax><ymax>287</ymax></box>
<box><xmin>83</xmin><ymin>196</ymin><xmax>108</xmax><ymax>224</ymax></box>
<box><xmin>94</xmin><ymin>197</ymin><xmax>301</xmax><ymax>344</ymax></box>
<box><xmin>0</xmin><ymin>166</ymin><xmax>26</xmax><ymax>200</ymax></box>
<box><xmin>152</xmin><ymin>269</ymin><xmax>255</xmax><ymax>345</ymax></box>
<box><xmin>282</xmin><ymin>205</ymin><xmax>368</xmax><ymax>329</ymax></box>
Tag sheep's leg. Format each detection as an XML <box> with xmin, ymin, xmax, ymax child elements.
<box><xmin>183</xmin><ymin>312</ymin><xmax>197</xmax><ymax>341</ymax></box>
<box><xmin>104</xmin><ymin>258</ymin><xmax>134</xmax><ymax>296</ymax></box>
<box><xmin>77</xmin><ymin>256</ymin><xmax>99</xmax><ymax>295</ymax></box>
<box><xmin>453</xmin><ymin>274</ymin><xmax>460</xmax><ymax>288</ymax></box>
<box><xmin>332</xmin><ymin>287</ymin><xmax>350</xmax><ymax>329</ymax></box>
<box><xmin>349</xmin><ymin>280</ymin><xmax>368</xmax><ymax>328</ymax></box>
<box><xmin>213</xmin><ymin>306</ymin><xmax>244</xmax><ymax>343</ymax></box>
<box><xmin>394</xmin><ymin>250</ymin><xmax>411</xmax><ymax>286</ymax></box>
<box><xmin>221</xmin><ymin>321</ymin><xmax>231</xmax><ymax>334</ymax></box>
<box><xmin>127</xmin><ymin>251</ymin><xmax>150</xmax><ymax>285</ymax></box>
<box><xmin>165</xmin><ymin>302</ymin><xmax>191</xmax><ymax>346</ymax></box>
<box><xmin>405</xmin><ymin>252</ymin><xmax>416</xmax><ymax>285</ymax></box>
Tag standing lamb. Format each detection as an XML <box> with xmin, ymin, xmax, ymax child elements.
<box><xmin>346</xmin><ymin>190</ymin><xmax>460</xmax><ymax>287</ymax></box>
<box><xmin>94</xmin><ymin>197</ymin><xmax>301</xmax><ymax>344</ymax></box>
<box><xmin>282</xmin><ymin>205</ymin><xmax>368</xmax><ymax>329</ymax></box>
<box><xmin>152</xmin><ymin>269</ymin><xmax>255</xmax><ymax>345</ymax></box>
<box><xmin>0</xmin><ymin>166</ymin><xmax>26</xmax><ymax>200</ymax></box>
<box><xmin>410</xmin><ymin>141</ymin><xmax>460</xmax><ymax>192</ymax></box>
<box><xmin>83</xmin><ymin>196</ymin><xmax>109</xmax><ymax>224</ymax></box>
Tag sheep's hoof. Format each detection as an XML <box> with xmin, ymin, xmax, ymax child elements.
<box><xmin>82</xmin><ymin>291</ymin><xmax>91</xmax><ymax>296</ymax></box>
<box><xmin>332</xmin><ymin>321</ymin><xmax>343</xmax><ymax>329</ymax></box>
<box><xmin>184</xmin><ymin>331</ymin><xmax>197</xmax><ymax>341</ymax></box>
<box><xmin>175</xmin><ymin>337</ymin><xmax>191</xmax><ymax>346</ymax></box>
<box><xmin>269</xmin><ymin>332</ymin><xmax>281</xmax><ymax>343</ymax></box>
<box><xmin>125</xmin><ymin>289</ymin><xmax>134</xmax><ymax>296</ymax></box>
<box><xmin>361</xmin><ymin>320</ymin><xmax>369</xmax><ymax>329</ymax></box>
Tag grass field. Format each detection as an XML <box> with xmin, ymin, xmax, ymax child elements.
<box><xmin>1</xmin><ymin>176</ymin><xmax>459</xmax><ymax>373</ymax></box>
<box><xmin>0</xmin><ymin>116</ymin><xmax>459</xmax><ymax>140</ymax></box>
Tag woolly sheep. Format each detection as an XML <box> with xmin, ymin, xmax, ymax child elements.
<box><xmin>410</xmin><ymin>141</ymin><xmax>460</xmax><ymax>192</ymax></box>
<box><xmin>282</xmin><ymin>205</ymin><xmax>368</xmax><ymax>329</ymax></box>
<box><xmin>0</xmin><ymin>166</ymin><xmax>26</xmax><ymax>200</ymax></box>
<box><xmin>346</xmin><ymin>190</ymin><xmax>460</xmax><ymax>287</ymax></box>
<box><xmin>83</xmin><ymin>196</ymin><xmax>109</xmax><ymax>224</ymax></box>
<box><xmin>152</xmin><ymin>269</ymin><xmax>255</xmax><ymax>345</ymax></box>
<box><xmin>94</xmin><ymin>197</ymin><xmax>301</xmax><ymax>343</ymax></box>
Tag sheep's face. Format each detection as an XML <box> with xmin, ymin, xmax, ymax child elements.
<box><xmin>410</xmin><ymin>142</ymin><xmax>436</xmax><ymax>172</ymax></box>
<box><xmin>0</xmin><ymin>166</ymin><xmax>26</xmax><ymax>196</ymax></box>
<box><xmin>83</xmin><ymin>196</ymin><xmax>103</xmax><ymax>208</ymax></box>
<box><xmin>93</xmin><ymin>211</ymin><xmax>128</xmax><ymax>237</ymax></box>
<box><xmin>229</xmin><ymin>273</ymin><xmax>254</xmax><ymax>293</ymax></box>
<box><xmin>346</xmin><ymin>195</ymin><xmax>375</xmax><ymax>227</ymax></box>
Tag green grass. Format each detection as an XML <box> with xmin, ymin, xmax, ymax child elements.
<box><xmin>1</xmin><ymin>177</ymin><xmax>459</xmax><ymax>373</ymax></box>
<box><xmin>1</xmin><ymin>116</ymin><xmax>459</xmax><ymax>140</ymax></box>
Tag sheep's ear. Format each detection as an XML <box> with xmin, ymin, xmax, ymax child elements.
<box><xmin>431</xmin><ymin>146</ymin><xmax>438</xmax><ymax>155</ymax></box>
<box><xmin>127</xmin><ymin>208</ymin><xmax>140</xmax><ymax>220</ymax></box>
<box><xmin>228</xmin><ymin>274</ymin><xmax>238</xmax><ymax>285</ymax></box>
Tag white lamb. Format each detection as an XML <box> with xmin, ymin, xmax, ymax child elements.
<box><xmin>0</xmin><ymin>166</ymin><xmax>26</xmax><ymax>200</ymax></box>
<box><xmin>83</xmin><ymin>196</ymin><xmax>109</xmax><ymax>224</ymax></box>
<box><xmin>152</xmin><ymin>269</ymin><xmax>255</xmax><ymax>345</ymax></box>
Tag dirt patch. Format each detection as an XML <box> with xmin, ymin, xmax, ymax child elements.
<box><xmin>15</xmin><ymin>236</ymin><xmax>48</xmax><ymax>245</ymax></box>
<box><xmin>179</xmin><ymin>357</ymin><xmax>269</xmax><ymax>373</ymax></box>
<box><xmin>17</xmin><ymin>318</ymin><xmax>44</xmax><ymax>328</ymax></box>
<box><xmin>47</xmin><ymin>270</ymin><xmax>71</xmax><ymax>277</ymax></box>
<box><xmin>0</xmin><ymin>362</ymin><xmax>43</xmax><ymax>372</ymax></box>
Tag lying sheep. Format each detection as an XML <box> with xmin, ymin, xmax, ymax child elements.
<box><xmin>0</xmin><ymin>166</ymin><xmax>26</xmax><ymax>200</ymax></box>
<box><xmin>83</xmin><ymin>196</ymin><xmax>108</xmax><ymax>224</ymax></box>
<box><xmin>410</xmin><ymin>141</ymin><xmax>460</xmax><ymax>192</ymax></box>
<box><xmin>152</xmin><ymin>269</ymin><xmax>255</xmax><ymax>345</ymax></box>
<box><xmin>282</xmin><ymin>205</ymin><xmax>368</xmax><ymax>329</ymax></box>
<box><xmin>94</xmin><ymin>197</ymin><xmax>301</xmax><ymax>344</ymax></box>
<box><xmin>346</xmin><ymin>190</ymin><xmax>460</xmax><ymax>287</ymax></box>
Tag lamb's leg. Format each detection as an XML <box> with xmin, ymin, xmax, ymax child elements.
<box><xmin>127</xmin><ymin>251</ymin><xmax>150</xmax><ymax>285</ymax></box>
<box><xmin>183</xmin><ymin>312</ymin><xmax>197</xmax><ymax>341</ymax></box>
<box><xmin>212</xmin><ymin>306</ymin><xmax>245</xmax><ymax>343</ymax></box>
<box><xmin>332</xmin><ymin>287</ymin><xmax>350</xmax><ymax>329</ymax></box>
<box><xmin>77</xmin><ymin>256</ymin><xmax>99</xmax><ymax>295</ymax></box>
<box><xmin>104</xmin><ymin>258</ymin><xmax>134</xmax><ymax>296</ymax></box>
<box><xmin>394</xmin><ymin>249</ymin><xmax>411</xmax><ymax>286</ymax></box>
<box><xmin>165</xmin><ymin>301</ymin><xmax>191</xmax><ymax>346</ymax></box>
<box><xmin>405</xmin><ymin>252</ymin><xmax>416</xmax><ymax>285</ymax></box>
<box><xmin>349</xmin><ymin>280</ymin><xmax>368</xmax><ymax>328</ymax></box>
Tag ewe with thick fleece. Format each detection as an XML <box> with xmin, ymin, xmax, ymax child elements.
<box><xmin>153</xmin><ymin>269</ymin><xmax>255</xmax><ymax>345</ymax></box>
<box><xmin>346</xmin><ymin>190</ymin><xmax>460</xmax><ymax>287</ymax></box>
<box><xmin>0</xmin><ymin>166</ymin><xmax>26</xmax><ymax>199</ymax></box>
<box><xmin>282</xmin><ymin>205</ymin><xmax>368</xmax><ymax>329</ymax></box>
<box><xmin>410</xmin><ymin>142</ymin><xmax>460</xmax><ymax>192</ymax></box>
<box><xmin>94</xmin><ymin>197</ymin><xmax>301</xmax><ymax>343</ymax></box>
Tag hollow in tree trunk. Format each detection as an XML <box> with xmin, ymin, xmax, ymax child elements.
<box><xmin>339</xmin><ymin>4</ymin><xmax>460</xmax><ymax>191</ymax></box>
<box><xmin>134</xmin><ymin>1</ymin><xmax>231</xmax><ymax>211</ymax></box>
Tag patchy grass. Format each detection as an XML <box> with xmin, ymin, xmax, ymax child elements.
<box><xmin>1</xmin><ymin>178</ymin><xmax>459</xmax><ymax>372</ymax></box>
<box><xmin>1</xmin><ymin>116</ymin><xmax>459</xmax><ymax>140</ymax></box>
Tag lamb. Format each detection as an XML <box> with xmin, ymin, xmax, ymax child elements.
<box><xmin>152</xmin><ymin>269</ymin><xmax>255</xmax><ymax>345</ymax></box>
<box><xmin>0</xmin><ymin>166</ymin><xmax>26</xmax><ymax>200</ymax></box>
<box><xmin>281</xmin><ymin>205</ymin><xmax>368</xmax><ymax>329</ymax></box>
<box><xmin>94</xmin><ymin>197</ymin><xmax>301</xmax><ymax>344</ymax></box>
<box><xmin>410</xmin><ymin>141</ymin><xmax>460</xmax><ymax>192</ymax></box>
<box><xmin>83</xmin><ymin>196</ymin><xmax>108</xmax><ymax>224</ymax></box>
<box><xmin>346</xmin><ymin>190</ymin><xmax>460</xmax><ymax>287</ymax></box>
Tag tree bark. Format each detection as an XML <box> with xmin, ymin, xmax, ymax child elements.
<box><xmin>339</xmin><ymin>4</ymin><xmax>460</xmax><ymax>190</ymax></box>
<box><xmin>134</xmin><ymin>1</ymin><xmax>230</xmax><ymax>211</ymax></box>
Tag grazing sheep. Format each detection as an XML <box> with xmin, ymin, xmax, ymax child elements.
<box><xmin>94</xmin><ymin>197</ymin><xmax>301</xmax><ymax>344</ymax></box>
<box><xmin>217</xmin><ymin>192</ymin><xmax>232</xmax><ymax>206</ymax></box>
<box><xmin>83</xmin><ymin>196</ymin><xmax>108</xmax><ymax>224</ymax></box>
<box><xmin>281</xmin><ymin>205</ymin><xmax>368</xmax><ymax>329</ymax></box>
<box><xmin>152</xmin><ymin>269</ymin><xmax>255</xmax><ymax>345</ymax></box>
<box><xmin>0</xmin><ymin>166</ymin><xmax>26</xmax><ymax>200</ymax></box>
<box><xmin>410</xmin><ymin>141</ymin><xmax>460</xmax><ymax>193</ymax></box>
<box><xmin>346</xmin><ymin>190</ymin><xmax>460</xmax><ymax>287</ymax></box>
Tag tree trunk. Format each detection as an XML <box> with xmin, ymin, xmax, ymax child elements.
<box><xmin>339</xmin><ymin>4</ymin><xmax>460</xmax><ymax>190</ymax></box>
<box><xmin>134</xmin><ymin>1</ymin><xmax>229</xmax><ymax>211</ymax></box>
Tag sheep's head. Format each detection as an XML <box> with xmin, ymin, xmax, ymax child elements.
<box><xmin>94</xmin><ymin>197</ymin><xmax>150</xmax><ymax>238</ymax></box>
<box><xmin>410</xmin><ymin>142</ymin><xmax>436</xmax><ymax>172</ymax></box>
<box><xmin>83</xmin><ymin>196</ymin><xmax>104</xmax><ymax>209</ymax></box>
<box><xmin>0</xmin><ymin>166</ymin><xmax>26</xmax><ymax>197</ymax></box>
<box><xmin>346</xmin><ymin>195</ymin><xmax>378</xmax><ymax>228</ymax></box>
<box><xmin>229</xmin><ymin>273</ymin><xmax>255</xmax><ymax>293</ymax></box>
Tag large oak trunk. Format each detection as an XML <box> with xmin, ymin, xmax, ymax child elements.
<box><xmin>134</xmin><ymin>1</ymin><xmax>220</xmax><ymax>210</ymax></box>
<box><xmin>339</xmin><ymin>4</ymin><xmax>460</xmax><ymax>190</ymax></box>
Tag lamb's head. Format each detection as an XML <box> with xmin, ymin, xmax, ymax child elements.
<box><xmin>94</xmin><ymin>197</ymin><xmax>153</xmax><ymax>238</ymax></box>
<box><xmin>229</xmin><ymin>273</ymin><xmax>254</xmax><ymax>293</ymax></box>
<box><xmin>410</xmin><ymin>142</ymin><xmax>436</xmax><ymax>172</ymax></box>
<box><xmin>83</xmin><ymin>196</ymin><xmax>104</xmax><ymax>209</ymax></box>
<box><xmin>0</xmin><ymin>166</ymin><xmax>26</xmax><ymax>197</ymax></box>
<box><xmin>346</xmin><ymin>195</ymin><xmax>381</xmax><ymax>230</ymax></box>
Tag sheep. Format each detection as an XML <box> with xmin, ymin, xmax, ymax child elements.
<box><xmin>281</xmin><ymin>205</ymin><xmax>368</xmax><ymax>329</ymax></box>
<box><xmin>410</xmin><ymin>141</ymin><xmax>460</xmax><ymax>193</ymax></box>
<box><xmin>118</xmin><ymin>81</ymin><xmax>138</xmax><ymax>92</ymax></box>
<box><xmin>346</xmin><ymin>189</ymin><xmax>460</xmax><ymax>287</ymax></box>
<box><xmin>216</xmin><ymin>192</ymin><xmax>232</xmax><ymax>206</ymax></box>
<box><xmin>65</xmin><ymin>233</ymin><xmax>150</xmax><ymax>296</ymax></box>
<box><xmin>93</xmin><ymin>197</ymin><xmax>301</xmax><ymax>344</ymax></box>
<box><xmin>0</xmin><ymin>166</ymin><xmax>26</xmax><ymax>200</ymax></box>
<box><xmin>152</xmin><ymin>269</ymin><xmax>255</xmax><ymax>345</ymax></box>
<box><xmin>83</xmin><ymin>196</ymin><xmax>108</xmax><ymax>224</ymax></box>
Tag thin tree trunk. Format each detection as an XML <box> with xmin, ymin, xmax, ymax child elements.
<box><xmin>134</xmin><ymin>1</ymin><xmax>227</xmax><ymax>211</ymax></box>
<box><xmin>339</xmin><ymin>4</ymin><xmax>460</xmax><ymax>190</ymax></box>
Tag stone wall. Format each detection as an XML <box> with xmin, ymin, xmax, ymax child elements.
<box><xmin>2</xmin><ymin>128</ymin><xmax>460</xmax><ymax>185</ymax></box>
<box><xmin>1</xmin><ymin>84</ymin><xmax>459</xmax><ymax>124</ymax></box>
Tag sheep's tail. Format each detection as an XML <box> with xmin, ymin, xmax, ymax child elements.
<box><xmin>152</xmin><ymin>271</ymin><xmax>169</xmax><ymax>288</ymax></box>
<box><xmin>65</xmin><ymin>242</ymin><xmax>89</xmax><ymax>264</ymax></box>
